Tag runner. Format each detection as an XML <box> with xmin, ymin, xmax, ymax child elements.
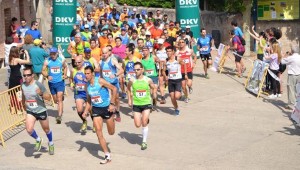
<box><xmin>70</xmin><ymin>55</ymin><xmax>89</xmax><ymax>132</ymax></box>
<box><xmin>21</xmin><ymin>67</ymin><xmax>54</xmax><ymax>155</ymax></box>
<box><xmin>42</xmin><ymin>47</ymin><xmax>67</xmax><ymax>124</ymax></box>
<box><xmin>83</xmin><ymin>47</ymin><xmax>100</xmax><ymax>77</ymax></box>
<box><xmin>83</xmin><ymin>66</ymin><xmax>117</xmax><ymax>164</ymax></box>
<box><xmin>154</xmin><ymin>38</ymin><xmax>168</xmax><ymax>104</ymax></box>
<box><xmin>100</xmin><ymin>47</ymin><xmax>124</xmax><ymax>122</ymax></box>
<box><xmin>127</xmin><ymin>62</ymin><xmax>155</xmax><ymax>150</ymax></box>
<box><xmin>166</xmin><ymin>46</ymin><xmax>187</xmax><ymax>115</ymax></box>
<box><xmin>124</xmin><ymin>44</ymin><xmax>140</xmax><ymax>84</ymax></box>
<box><xmin>141</xmin><ymin>46</ymin><xmax>159</xmax><ymax>108</ymax></box>
<box><xmin>176</xmin><ymin>39</ymin><xmax>197</xmax><ymax>103</ymax></box>
<box><xmin>197</xmin><ymin>28</ymin><xmax>214</xmax><ymax>79</ymax></box>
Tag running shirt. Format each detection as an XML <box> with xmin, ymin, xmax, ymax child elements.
<box><xmin>124</xmin><ymin>57</ymin><xmax>138</xmax><ymax>81</ymax></box>
<box><xmin>83</xmin><ymin>58</ymin><xmax>95</xmax><ymax>68</ymax></box>
<box><xmin>132</xmin><ymin>76</ymin><xmax>151</xmax><ymax>106</ymax></box>
<box><xmin>47</xmin><ymin>57</ymin><xmax>64</xmax><ymax>83</ymax></box>
<box><xmin>156</xmin><ymin>49</ymin><xmax>168</xmax><ymax>69</ymax></box>
<box><xmin>145</xmin><ymin>40</ymin><xmax>154</xmax><ymax>52</ymax></box>
<box><xmin>87</xmin><ymin>77</ymin><xmax>110</xmax><ymax>107</ymax></box>
<box><xmin>176</xmin><ymin>49</ymin><xmax>193</xmax><ymax>73</ymax></box>
<box><xmin>22</xmin><ymin>81</ymin><xmax>47</xmax><ymax>113</ymax></box>
<box><xmin>197</xmin><ymin>35</ymin><xmax>212</xmax><ymax>55</ymax></box>
<box><xmin>119</xmin><ymin>34</ymin><xmax>129</xmax><ymax>45</ymax></box>
<box><xmin>141</xmin><ymin>54</ymin><xmax>158</xmax><ymax>77</ymax></box>
<box><xmin>100</xmin><ymin>57</ymin><xmax>118</xmax><ymax>83</ymax></box>
<box><xmin>166</xmin><ymin>59</ymin><xmax>182</xmax><ymax>80</ymax></box>
<box><xmin>72</xmin><ymin>68</ymin><xmax>87</xmax><ymax>96</ymax></box>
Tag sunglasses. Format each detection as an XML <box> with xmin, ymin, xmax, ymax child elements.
<box><xmin>75</xmin><ymin>61</ymin><xmax>82</xmax><ymax>64</ymax></box>
<box><xmin>179</xmin><ymin>41</ymin><xmax>185</xmax><ymax>43</ymax></box>
<box><xmin>134</xmin><ymin>68</ymin><xmax>141</xmax><ymax>71</ymax></box>
<box><xmin>23</xmin><ymin>74</ymin><xmax>32</xmax><ymax>77</ymax></box>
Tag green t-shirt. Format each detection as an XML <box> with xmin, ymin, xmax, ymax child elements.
<box><xmin>257</xmin><ymin>38</ymin><xmax>266</xmax><ymax>55</ymax></box>
<box><xmin>132</xmin><ymin>76</ymin><xmax>151</xmax><ymax>106</ymax></box>
<box><xmin>141</xmin><ymin>54</ymin><xmax>157</xmax><ymax>77</ymax></box>
<box><xmin>76</xmin><ymin>41</ymin><xmax>91</xmax><ymax>55</ymax></box>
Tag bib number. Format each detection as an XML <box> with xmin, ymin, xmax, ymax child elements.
<box><xmin>184</xmin><ymin>59</ymin><xmax>190</xmax><ymax>64</ymax></box>
<box><xmin>76</xmin><ymin>84</ymin><xmax>85</xmax><ymax>91</ymax></box>
<box><xmin>136</xmin><ymin>90</ymin><xmax>146</xmax><ymax>98</ymax></box>
<box><xmin>50</xmin><ymin>67</ymin><xmax>60</xmax><ymax>74</ymax></box>
<box><xmin>91</xmin><ymin>96</ymin><xmax>103</xmax><ymax>104</ymax></box>
<box><xmin>145</xmin><ymin>70</ymin><xmax>154</xmax><ymax>76</ymax></box>
<box><xmin>102</xmin><ymin>70</ymin><xmax>111</xmax><ymax>78</ymax></box>
<box><xmin>127</xmin><ymin>72</ymin><xmax>136</xmax><ymax>79</ymax></box>
<box><xmin>27</xmin><ymin>100</ymin><xmax>38</xmax><ymax>109</ymax></box>
<box><xmin>169</xmin><ymin>72</ymin><xmax>177</xmax><ymax>78</ymax></box>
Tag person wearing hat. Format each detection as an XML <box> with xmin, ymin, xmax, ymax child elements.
<box><xmin>176</xmin><ymin>29</ymin><xmax>191</xmax><ymax>48</ymax></box>
<box><xmin>81</xmin><ymin>24</ymin><xmax>92</xmax><ymax>41</ymax></box>
<box><xmin>83</xmin><ymin>47</ymin><xmax>100</xmax><ymax>76</ymax></box>
<box><xmin>119</xmin><ymin>27</ymin><xmax>130</xmax><ymax>45</ymax></box>
<box><xmin>167</xmin><ymin>22</ymin><xmax>177</xmax><ymax>38</ymax></box>
<box><xmin>42</xmin><ymin>47</ymin><xmax>68</xmax><ymax>124</ymax></box>
<box><xmin>145</xmin><ymin>31</ymin><xmax>154</xmax><ymax>52</ymax></box>
<box><xmin>185</xmin><ymin>25</ymin><xmax>193</xmax><ymax>38</ymax></box>
<box><xmin>128</xmin><ymin>8</ymin><xmax>139</xmax><ymax>25</ymax></box>
<box><xmin>29</xmin><ymin>39</ymin><xmax>49</xmax><ymax>82</ymax></box>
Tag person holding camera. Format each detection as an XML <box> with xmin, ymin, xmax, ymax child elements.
<box><xmin>8</xmin><ymin>46</ymin><xmax>30</xmax><ymax>89</ymax></box>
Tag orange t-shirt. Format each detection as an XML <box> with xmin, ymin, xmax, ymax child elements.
<box><xmin>120</xmin><ymin>13</ymin><xmax>128</xmax><ymax>22</ymax></box>
<box><xmin>99</xmin><ymin>36</ymin><xmax>109</xmax><ymax>48</ymax></box>
<box><xmin>91</xmin><ymin>47</ymin><xmax>102</xmax><ymax>62</ymax></box>
<box><xmin>150</xmin><ymin>28</ymin><xmax>163</xmax><ymax>39</ymax></box>
<box><xmin>103</xmin><ymin>41</ymin><xmax>116</xmax><ymax>48</ymax></box>
<box><xmin>134</xmin><ymin>49</ymin><xmax>143</xmax><ymax>59</ymax></box>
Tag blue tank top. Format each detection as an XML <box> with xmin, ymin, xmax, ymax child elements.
<box><xmin>124</xmin><ymin>58</ymin><xmax>136</xmax><ymax>81</ymax></box>
<box><xmin>73</xmin><ymin>68</ymin><xmax>87</xmax><ymax>95</ymax></box>
<box><xmin>83</xmin><ymin>58</ymin><xmax>94</xmax><ymax>68</ymax></box>
<box><xmin>119</xmin><ymin>34</ymin><xmax>129</xmax><ymax>45</ymax></box>
<box><xmin>197</xmin><ymin>35</ymin><xmax>212</xmax><ymax>55</ymax></box>
<box><xmin>100</xmin><ymin>58</ymin><xmax>118</xmax><ymax>83</ymax></box>
<box><xmin>87</xmin><ymin>77</ymin><xmax>110</xmax><ymax>107</ymax></box>
<box><xmin>47</xmin><ymin>57</ymin><xmax>63</xmax><ymax>83</ymax></box>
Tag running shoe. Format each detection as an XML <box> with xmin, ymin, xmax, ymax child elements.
<box><xmin>115</xmin><ymin>111</ymin><xmax>121</xmax><ymax>122</ymax></box>
<box><xmin>100</xmin><ymin>155</ymin><xmax>112</xmax><ymax>164</ymax></box>
<box><xmin>160</xmin><ymin>97</ymin><xmax>166</xmax><ymax>104</ymax></box>
<box><xmin>49</xmin><ymin>144</ymin><xmax>54</xmax><ymax>155</ymax></box>
<box><xmin>80</xmin><ymin>121</ymin><xmax>87</xmax><ymax>132</ymax></box>
<box><xmin>184</xmin><ymin>97</ymin><xmax>189</xmax><ymax>103</ymax></box>
<box><xmin>141</xmin><ymin>142</ymin><xmax>148</xmax><ymax>150</ymax></box>
<box><xmin>268</xmin><ymin>94</ymin><xmax>277</xmax><ymax>99</ymax></box>
<box><xmin>205</xmin><ymin>74</ymin><xmax>210</xmax><ymax>79</ymax></box>
<box><xmin>277</xmin><ymin>93</ymin><xmax>282</xmax><ymax>98</ymax></box>
<box><xmin>56</xmin><ymin>116</ymin><xmax>62</xmax><ymax>124</ymax></box>
<box><xmin>189</xmin><ymin>87</ymin><xmax>193</xmax><ymax>94</ymax></box>
<box><xmin>34</xmin><ymin>138</ymin><xmax>43</xmax><ymax>152</ymax></box>
<box><xmin>175</xmin><ymin>109</ymin><xmax>180</xmax><ymax>116</ymax></box>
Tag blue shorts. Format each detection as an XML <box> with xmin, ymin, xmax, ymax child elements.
<box><xmin>111</xmin><ymin>81</ymin><xmax>120</xmax><ymax>92</ymax></box>
<box><xmin>48</xmin><ymin>81</ymin><xmax>65</xmax><ymax>95</ymax></box>
<box><xmin>74</xmin><ymin>94</ymin><xmax>87</xmax><ymax>101</ymax></box>
<box><xmin>149</xmin><ymin>76</ymin><xmax>158</xmax><ymax>85</ymax></box>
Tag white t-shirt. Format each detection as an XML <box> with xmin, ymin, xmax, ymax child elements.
<box><xmin>4</xmin><ymin>43</ymin><xmax>18</xmax><ymax>65</ymax></box>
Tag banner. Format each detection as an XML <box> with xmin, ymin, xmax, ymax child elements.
<box><xmin>52</xmin><ymin>0</ymin><xmax>77</xmax><ymax>58</ymax></box>
<box><xmin>176</xmin><ymin>0</ymin><xmax>201</xmax><ymax>55</ymax></box>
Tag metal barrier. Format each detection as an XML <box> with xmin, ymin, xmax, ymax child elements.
<box><xmin>0</xmin><ymin>85</ymin><xmax>26</xmax><ymax>147</ymax></box>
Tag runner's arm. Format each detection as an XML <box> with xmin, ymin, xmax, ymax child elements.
<box><xmin>127</xmin><ymin>80</ymin><xmax>133</xmax><ymax>106</ymax></box>
<box><xmin>93</xmin><ymin>58</ymin><xmax>100</xmax><ymax>74</ymax></box>
<box><xmin>36</xmin><ymin>82</ymin><xmax>51</xmax><ymax>101</ymax></box>
<box><xmin>83</xmin><ymin>88</ymin><xmax>91</xmax><ymax>118</ymax></box>
<box><xmin>112</xmin><ymin>58</ymin><xmax>124</xmax><ymax>76</ymax></box>
<box><xmin>62</xmin><ymin>60</ymin><xmax>68</xmax><ymax>79</ymax></box>
<box><xmin>21</xmin><ymin>89</ymin><xmax>26</xmax><ymax>110</ymax></box>
<box><xmin>179</xmin><ymin>59</ymin><xmax>187</xmax><ymax>74</ymax></box>
<box><xmin>148</xmin><ymin>78</ymin><xmax>155</xmax><ymax>90</ymax></box>
<box><xmin>42</xmin><ymin>60</ymin><xmax>48</xmax><ymax>77</ymax></box>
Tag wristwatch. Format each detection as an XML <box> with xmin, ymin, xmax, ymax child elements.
<box><xmin>110</xmin><ymin>103</ymin><xmax>116</xmax><ymax>106</ymax></box>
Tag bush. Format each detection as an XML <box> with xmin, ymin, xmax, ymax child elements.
<box><xmin>116</xmin><ymin>0</ymin><xmax>175</xmax><ymax>8</ymax></box>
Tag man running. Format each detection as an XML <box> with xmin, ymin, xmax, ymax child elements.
<box><xmin>124</xmin><ymin>44</ymin><xmax>140</xmax><ymax>83</ymax></box>
<box><xmin>166</xmin><ymin>46</ymin><xmax>187</xmax><ymax>115</ymax></box>
<box><xmin>176</xmin><ymin>39</ymin><xmax>197</xmax><ymax>103</ymax></box>
<box><xmin>83</xmin><ymin>66</ymin><xmax>117</xmax><ymax>164</ymax></box>
<box><xmin>21</xmin><ymin>67</ymin><xmax>54</xmax><ymax>155</ymax></box>
<box><xmin>42</xmin><ymin>47</ymin><xmax>67</xmax><ymax>124</ymax></box>
<box><xmin>127</xmin><ymin>62</ymin><xmax>155</xmax><ymax>150</ymax></box>
<box><xmin>70</xmin><ymin>55</ymin><xmax>89</xmax><ymax>132</ymax></box>
<box><xmin>197</xmin><ymin>28</ymin><xmax>214</xmax><ymax>79</ymax></box>
<box><xmin>100</xmin><ymin>47</ymin><xmax>124</xmax><ymax>122</ymax></box>
<box><xmin>141</xmin><ymin>46</ymin><xmax>159</xmax><ymax>107</ymax></box>
<box><xmin>83</xmin><ymin>47</ymin><xmax>100</xmax><ymax>77</ymax></box>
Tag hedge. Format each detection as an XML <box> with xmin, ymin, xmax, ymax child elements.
<box><xmin>116</xmin><ymin>0</ymin><xmax>175</xmax><ymax>8</ymax></box>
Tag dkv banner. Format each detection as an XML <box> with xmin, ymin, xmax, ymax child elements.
<box><xmin>53</xmin><ymin>0</ymin><xmax>77</xmax><ymax>58</ymax></box>
<box><xmin>176</xmin><ymin>0</ymin><xmax>201</xmax><ymax>56</ymax></box>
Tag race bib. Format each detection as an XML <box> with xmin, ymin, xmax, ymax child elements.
<box><xmin>27</xmin><ymin>100</ymin><xmax>38</xmax><ymax>109</ymax></box>
<box><xmin>145</xmin><ymin>69</ymin><xmax>154</xmax><ymax>76</ymax></box>
<box><xmin>202</xmin><ymin>46</ymin><xmax>209</xmax><ymax>51</ymax></box>
<box><xmin>169</xmin><ymin>71</ymin><xmax>177</xmax><ymax>78</ymax></box>
<box><xmin>127</xmin><ymin>71</ymin><xmax>136</xmax><ymax>79</ymax></box>
<box><xmin>76</xmin><ymin>84</ymin><xmax>85</xmax><ymax>91</ymax></box>
<box><xmin>136</xmin><ymin>90</ymin><xmax>146</xmax><ymax>98</ymax></box>
<box><xmin>102</xmin><ymin>70</ymin><xmax>111</xmax><ymax>77</ymax></box>
<box><xmin>184</xmin><ymin>59</ymin><xmax>190</xmax><ymax>64</ymax></box>
<box><xmin>50</xmin><ymin>67</ymin><xmax>60</xmax><ymax>74</ymax></box>
<box><xmin>91</xmin><ymin>96</ymin><xmax>103</xmax><ymax>104</ymax></box>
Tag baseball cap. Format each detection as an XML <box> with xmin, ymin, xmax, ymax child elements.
<box><xmin>84</xmin><ymin>24</ymin><xmax>89</xmax><ymax>29</ymax></box>
<box><xmin>157</xmin><ymin>39</ymin><xmax>164</xmax><ymax>44</ymax></box>
<box><xmin>180</xmin><ymin>29</ymin><xmax>186</xmax><ymax>34</ymax></box>
<box><xmin>33</xmin><ymin>39</ymin><xmax>42</xmax><ymax>46</ymax></box>
<box><xmin>121</xmin><ymin>27</ymin><xmax>126</xmax><ymax>31</ymax></box>
<box><xmin>145</xmin><ymin>31</ymin><xmax>151</xmax><ymax>36</ymax></box>
<box><xmin>49</xmin><ymin>47</ymin><xmax>58</xmax><ymax>53</ymax></box>
<box><xmin>186</xmin><ymin>26</ymin><xmax>191</xmax><ymax>29</ymax></box>
<box><xmin>141</xmin><ymin>10</ymin><xmax>147</xmax><ymax>16</ymax></box>
<box><xmin>84</xmin><ymin>47</ymin><xmax>91</xmax><ymax>53</ymax></box>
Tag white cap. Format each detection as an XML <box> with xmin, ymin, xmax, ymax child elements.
<box><xmin>133</xmin><ymin>8</ymin><xmax>137</xmax><ymax>12</ymax></box>
<box><xmin>157</xmin><ymin>38</ymin><xmax>164</xmax><ymax>44</ymax></box>
<box><xmin>84</xmin><ymin>24</ymin><xmax>89</xmax><ymax>28</ymax></box>
<box><xmin>145</xmin><ymin>31</ymin><xmax>151</xmax><ymax>36</ymax></box>
<box><xmin>186</xmin><ymin>25</ymin><xmax>191</xmax><ymax>28</ymax></box>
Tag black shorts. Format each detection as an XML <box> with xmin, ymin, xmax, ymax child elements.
<box><xmin>168</xmin><ymin>79</ymin><xmax>182</xmax><ymax>93</ymax></box>
<box><xmin>181</xmin><ymin>72</ymin><xmax>193</xmax><ymax>80</ymax></box>
<box><xmin>279</xmin><ymin>63</ymin><xmax>286</xmax><ymax>73</ymax></box>
<box><xmin>200</xmin><ymin>53</ymin><xmax>212</xmax><ymax>61</ymax></box>
<box><xmin>234</xmin><ymin>51</ymin><xmax>245</xmax><ymax>62</ymax></box>
<box><xmin>27</xmin><ymin>111</ymin><xmax>48</xmax><ymax>121</ymax></box>
<box><xmin>133</xmin><ymin>104</ymin><xmax>152</xmax><ymax>113</ymax></box>
<box><xmin>91</xmin><ymin>106</ymin><xmax>114</xmax><ymax>120</ymax></box>
<box><xmin>257</xmin><ymin>54</ymin><xmax>264</xmax><ymax>61</ymax></box>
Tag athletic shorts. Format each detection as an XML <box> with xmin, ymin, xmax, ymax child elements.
<box><xmin>91</xmin><ymin>106</ymin><xmax>114</xmax><ymax>120</ymax></box>
<box><xmin>181</xmin><ymin>72</ymin><xmax>193</xmax><ymax>80</ymax></box>
<box><xmin>149</xmin><ymin>76</ymin><xmax>159</xmax><ymax>85</ymax></box>
<box><xmin>27</xmin><ymin>111</ymin><xmax>48</xmax><ymax>121</ymax></box>
<box><xmin>200</xmin><ymin>53</ymin><xmax>212</xmax><ymax>61</ymax></box>
<box><xmin>168</xmin><ymin>79</ymin><xmax>182</xmax><ymax>93</ymax></box>
<box><xmin>133</xmin><ymin>104</ymin><xmax>152</xmax><ymax>113</ymax></box>
<box><xmin>49</xmin><ymin>81</ymin><xmax>65</xmax><ymax>95</ymax></box>
<box><xmin>111</xmin><ymin>81</ymin><xmax>120</xmax><ymax>92</ymax></box>
<box><xmin>234</xmin><ymin>51</ymin><xmax>245</xmax><ymax>62</ymax></box>
<box><xmin>74</xmin><ymin>94</ymin><xmax>87</xmax><ymax>101</ymax></box>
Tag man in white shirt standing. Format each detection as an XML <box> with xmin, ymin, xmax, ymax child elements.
<box><xmin>281</xmin><ymin>44</ymin><xmax>300</xmax><ymax>109</ymax></box>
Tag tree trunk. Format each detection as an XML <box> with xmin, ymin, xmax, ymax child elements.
<box><xmin>243</xmin><ymin>0</ymin><xmax>252</xmax><ymax>57</ymax></box>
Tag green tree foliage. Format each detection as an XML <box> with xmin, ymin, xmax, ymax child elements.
<box><xmin>116</xmin><ymin>0</ymin><xmax>175</xmax><ymax>8</ymax></box>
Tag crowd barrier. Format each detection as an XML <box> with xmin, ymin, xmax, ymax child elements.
<box><xmin>0</xmin><ymin>85</ymin><xmax>26</xmax><ymax>147</ymax></box>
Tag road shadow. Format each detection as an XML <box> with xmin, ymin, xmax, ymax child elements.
<box><xmin>47</xmin><ymin>109</ymin><xmax>58</xmax><ymax>118</ymax></box>
<box><xmin>276</xmin><ymin>126</ymin><xmax>300</xmax><ymax>136</ymax></box>
<box><xmin>119</xmin><ymin>104</ymin><xmax>134</xmax><ymax>119</ymax></box>
<box><xmin>193</xmin><ymin>73</ymin><xmax>206</xmax><ymax>78</ymax></box>
<box><xmin>262</xmin><ymin>98</ymin><xmax>291</xmax><ymax>116</ymax></box>
<box><xmin>19</xmin><ymin>142</ymin><xmax>48</xmax><ymax>158</ymax></box>
<box><xmin>65</xmin><ymin>121</ymin><xmax>89</xmax><ymax>135</ymax></box>
<box><xmin>75</xmin><ymin>140</ymin><xmax>110</xmax><ymax>159</ymax></box>
<box><xmin>154</xmin><ymin>106</ymin><xmax>176</xmax><ymax>116</ymax></box>
<box><xmin>118</xmin><ymin>131</ymin><xmax>142</xmax><ymax>145</ymax></box>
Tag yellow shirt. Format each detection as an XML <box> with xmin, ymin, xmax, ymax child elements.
<box><xmin>91</xmin><ymin>47</ymin><xmax>102</xmax><ymax>62</ymax></box>
<box><xmin>168</xmin><ymin>28</ymin><xmax>178</xmax><ymax>38</ymax></box>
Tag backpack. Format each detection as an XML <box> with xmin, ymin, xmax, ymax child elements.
<box><xmin>238</xmin><ymin>36</ymin><xmax>246</xmax><ymax>46</ymax></box>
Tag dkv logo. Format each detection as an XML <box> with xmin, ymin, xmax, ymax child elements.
<box><xmin>180</xmin><ymin>19</ymin><xmax>198</xmax><ymax>25</ymax></box>
<box><xmin>55</xmin><ymin>17</ymin><xmax>74</xmax><ymax>23</ymax></box>
<box><xmin>55</xmin><ymin>0</ymin><xmax>74</xmax><ymax>2</ymax></box>
<box><xmin>179</xmin><ymin>0</ymin><xmax>197</xmax><ymax>5</ymax></box>
<box><xmin>56</xmin><ymin>37</ymin><xmax>70</xmax><ymax>43</ymax></box>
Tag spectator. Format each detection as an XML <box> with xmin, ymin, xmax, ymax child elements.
<box><xmin>81</xmin><ymin>24</ymin><xmax>92</xmax><ymax>41</ymax></box>
<box><xmin>112</xmin><ymin>37</ymin><xmax>126</xmax><ymax>59</ymax></box>
<box><xmin>281</xmin><ymin>45</ymin><xmax>300</xmax><ymax>109</ymax></box>
<box><xmin>231</xmin><ymin>20</ymin><xmax>244</xmax><ymax>39</ymax></box>
<box><xmin>120</xmin><ymin>7</ymin><xmax>128</xmax><ymax>21</ymax></box>
<box><xmin>108</xmin><ymin>7</ymin><xmax>120</xmax><ymax>21</ymax></box>
<box><xmin>128</xmin><ymin>9</ymin><xmax>139</xmax><ymax>24</ymax></box>
<box><xmin>150</xmin><ymin>21</ymin><xmax>163</xmax><ymax>39</ymax></box>
<box><xmin>76</xmin><ymin>8</ymin><xmax>83</xmax><ymax>25</ymax></box>
<box><xmin>86</xmin><ymin>13</ymin><xmax>95</xmax><ymax>27</ymax></box>
<box><xmin>22</xmin><ymin>34</ymin><xmax>34</xmax><ymax>52</ymax></box>
<box><xmin>119</xmin><ymin>27</ymin><xmax>129</xmax><ymax>45</ymax></box>
<box><xmin>25</xmin><ymin>21</ymin><xmax>42</xmax><ymax>40</ymax></box>
<box><xmin>10</xmin><ymin>17</ymin><xmax>19</xmax><ymax>43</ymax></box>
<box><xmin>185</xmin><ymin>26</ymin><xmax>193</xmax><ymax>38</ymax></box>
<box><xmin>163</xmin><ymin>29</ymin><xmax>176</xmax><ymax>47</ymax></box>
<box><xmin>129</xmin><ymin>30</ymin><xmax>139</xmax><ymax>47</ymax></box>
<box><xmin>16</xmin><ymin>18</ymin><xmax>30</xmax><ymax>41</ymax></box>
<box><xmin>86</xmin><ymin>0</ymin><xmax>94</xmax><ymax>14</ymax></box>
<box><xmin>167</xmin><ymin>22</ymin><xmax>177</xmax><ymax>38</ymax></box>
<box><xmin>162</xmin><ymin>14</ymin><xmax>169</xmax><ymax>25</ymax></box>
<box><xmin>154</xmin><ymin>10</ymin><xmax>163</xmax><ymax>20</ymax></box>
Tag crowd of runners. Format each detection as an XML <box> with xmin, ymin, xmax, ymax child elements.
<box><xmin>3</xmin><ymin>0</ymin><xmax>300</xmax><ymax>165</ymax></box>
